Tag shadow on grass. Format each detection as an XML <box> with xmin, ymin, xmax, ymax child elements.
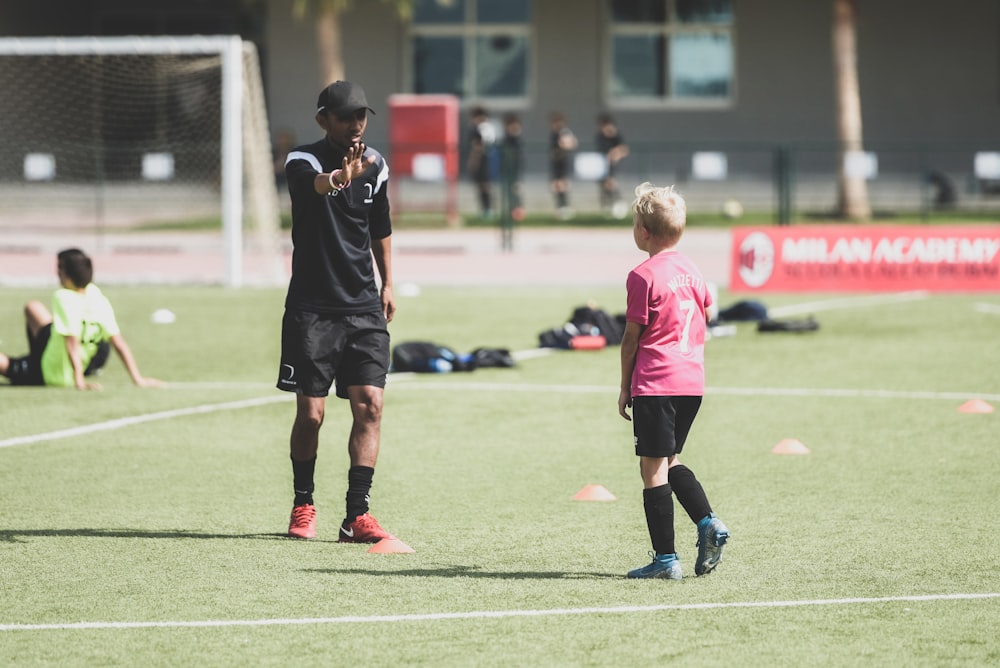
<box><xmin>306</xmin><ymin>566</ymin><xmax>620</xmax><ymax>580</ymax></box>
<box><xmin>0</xmin><ymin>528</ymin><xmax>308</xmax><ymax>544</ymax></box>
<box><xmin>3</xmin><ymin>530</ymin><xmax>622</xmax><ymax>578</ymax></box>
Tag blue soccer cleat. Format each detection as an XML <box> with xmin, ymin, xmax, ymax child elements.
<box><xmin>695</xmin><ymin>514</ymin><xmax>730</xmax><ymax>576</ymax></box>
<box><xmin>627</xmin><ymin>552</ymin><xmax>682</xmax><ymax>579</ymax></box>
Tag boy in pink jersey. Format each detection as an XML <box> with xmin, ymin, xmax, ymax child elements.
<box><xmin>618</xmin><ymin>182</ymin><xmax>730</xmax><ymax>579</ymax></box>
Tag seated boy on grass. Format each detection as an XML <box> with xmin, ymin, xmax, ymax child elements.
<box><xmin>0</xmin><ymin>248</ymin><xmax>160</xmax><ymax>390</ymax></box>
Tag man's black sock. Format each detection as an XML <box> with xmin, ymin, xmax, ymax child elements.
<box><xmin>291</xmin><ymin>455</ymin><xmax>316</xmax><ymax>507</ymax></box>
<box><xmin>345</xmin><ymin>465</ymin><xmax>374</xmax><ymax>522</ymax></box>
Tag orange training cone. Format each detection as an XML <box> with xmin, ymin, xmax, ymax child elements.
<box><xmin>958</xmin><ymin>399</ymin><xmax>994</xmax><ymax>414</ymax></box>
<box><xmin>569</xmin><ymin>335</ymin><xmax>607</xmax><ymax>350</ymax></box>
<box><xmin>572</xmin><ymin>484</ymin><xmax>617</xmax><ymax>501</ymax></box>
<box><xmin>367</xmin><ymin>538</ymin><xmax>415</xmax><ymax>554</ymax></box>
<box><xmin>771</xmin><ymin>438</ymin><xmax>810</xmax><ymax>455</ymax></box>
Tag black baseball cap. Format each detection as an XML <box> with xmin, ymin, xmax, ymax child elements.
<box><xmin>316</xmin><ymin>81</ymin><xmax>376</xmax><ymax>116</ymax></box>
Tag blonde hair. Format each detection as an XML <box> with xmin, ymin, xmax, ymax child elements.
<box><xmin>632</xmin><ymin>182</ymin><xmax>687</xmax><ymax>246</ymax></box>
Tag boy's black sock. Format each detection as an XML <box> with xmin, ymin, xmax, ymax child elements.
<box><xmin>642</xmin><ymin>483</ymin><xmax>675</xmax><ymax>556</ymax></box>
<box><xmin>556</xmin><ymin>191</ymin><xmax>568</xmax><ymax>208</ymax></box>
<box><xmin>291</xmin><ymin>455</ymin><xmax>316</xmax><ymax>507</ymax></box>
<box><xmin>668</xmin><ymin>464</ymin><xmax>713</xmax><ymax>524</ymax></box>
<box><xmin>345</xmin><ymin>465</ymin><xmax>375</xmax><ymax>522</ymax></box>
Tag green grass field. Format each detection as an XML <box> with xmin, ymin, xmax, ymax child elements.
<box><xmin>1</xmin><ymin>286</ymin><xmax>998</xmax><ymax>666</ymax></box>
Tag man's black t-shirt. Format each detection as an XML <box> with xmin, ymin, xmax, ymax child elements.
<box><xmin>283</xmin><ymin>139</ymin><xmax>391</xmax><ymax>314</ymax></box>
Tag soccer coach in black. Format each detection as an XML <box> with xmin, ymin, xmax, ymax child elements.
<box><xmin>277</xmin><ymin>80</ymin><xmax>397</xmax><ymax>545</ymax></box>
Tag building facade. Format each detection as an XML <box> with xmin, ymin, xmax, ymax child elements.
<box><xmin>3</xmin><ymin>0</ymin><xmax>998</xmax><ymax>214</ymax></box>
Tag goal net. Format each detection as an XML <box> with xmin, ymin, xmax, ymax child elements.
<box><xmin>0</xmin><ymin>36</ymin><xmax>283</xmax><ymax>287</ymax></box>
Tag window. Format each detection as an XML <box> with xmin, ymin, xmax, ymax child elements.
<box><xmin>410</xmin><ymin>0</ymin><xmax>532</xmax><ymax>101</ymax></box>
<box><xmin>608</xmin><ymin>0</ymin><xmax>733</xmax><ymax>106</ymax></box>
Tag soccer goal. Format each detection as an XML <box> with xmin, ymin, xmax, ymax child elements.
<box><xmin>0</xmin><ymin>35</ymin><xmax>283</xmax><ymax>287</ymax></box>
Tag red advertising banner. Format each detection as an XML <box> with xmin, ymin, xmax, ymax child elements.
<box><xmin>731</xmin><ymin>225</ymin><xmax>1000</xmax><ymax>292</ymax></box>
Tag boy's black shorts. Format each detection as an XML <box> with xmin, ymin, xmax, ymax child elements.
<box><xmin>277</xmin><ymin>309</ymin><xmax>389</xmax><ymax>399</ymax></box>
<box><xmin>632</xmin><ymin>395</ymin><xmax>703</xmax><ymax>458</ymax></box>
<box><xmin>5</xmin><ymin>324</ymin><xmax>109</xmax><ymax>386</ymax></box>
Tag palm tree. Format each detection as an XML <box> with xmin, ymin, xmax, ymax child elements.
<box><xmin>833</xmin><ymin>0</ymin><xmax>871</xmax><ymax>221</ymax></box>
<box><xmin>292</xmin><ymin>0</ymin><xmax>413</xmax><ymax>85</ymax></box>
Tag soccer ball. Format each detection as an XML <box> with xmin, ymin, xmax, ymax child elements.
<box><xmin>722</xmin><ymin>199</ymin><xmax>744</xmax><ymax>219</ymax></box>
<box><xmin>150</xmin><ymin>308</ymin><xmax>176</xmax><ymax>324</ymax></box>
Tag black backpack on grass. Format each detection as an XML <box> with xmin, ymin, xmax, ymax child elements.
<box><xmin>569</xmin><ymin>305</ymin><xmax>625</xmax><ymax>344</ymax></box>
<box><xmin>757</xmin><ymin>317</ymin><xmax>820</xmax><ymax>333</ymax></box>
<box><xmin>391</xmin><ymin>342</ymin><xmax>475</xmax><ymax>373</ymax></box>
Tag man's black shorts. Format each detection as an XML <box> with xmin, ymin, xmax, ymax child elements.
<box><xmin>277</xmin><ymin>309</ymin><xmax>389</xmax><ymax>399</ymax></box>
<box><xmin>632</xmin><ymin>395</ymin><xmax>703</xmax><ymax>458</ymax></box>
<box><xmin>550</xmin><ymin>159</ymin><xmax>570</xmax><ymax>181</ymax></box>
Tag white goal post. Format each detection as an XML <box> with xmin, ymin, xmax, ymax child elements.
<box><xmin>0</xmin><ymin>35</ymin><xmax>282</xmax><ymax>287</ymax></box>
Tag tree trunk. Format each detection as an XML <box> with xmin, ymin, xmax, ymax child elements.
<box><xmin>315</xmin><ymin>6</ymin><xmax>344</xmax><ymax>85</ymax></box>
<box><xmin>833</xmin><ymin>0</ymin><xmax>870</xmax><ymax>221</ymax></box>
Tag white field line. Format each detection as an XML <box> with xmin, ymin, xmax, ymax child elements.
<box><xmin>974</xmin><ymin>302</ymin><xmax>1000</xmax><ymax>315</ymax></box>
<box><xmin>391</xmin><ymin>381</ymin><xmax>1000</xmax><ymax>403</ymax></box>
<box><xmin>1</xmin><ymin>592</ymin><xmax>996</xmax><ymax>632</ymax></box>
<box><xmin>159</xmin><ymin>350</ymin><xmax>553</xmax><ymax>390</ymax></box>
<box><xmin>5</xmin><ymin>382</ymin><xmax>991</xmax><ymax>450</ymax></box>
<box><xmin>766</xmin><ymin>290</ymin><xmax>928</xmax><ymax>318</ymax></box>
<box><xmin>134</xmin><ymin>379</ymin><xmax>1000</xmax><ymax>402</ymax></box>
<box><xmin>0</xmin><ymin>289</ymin><xmax>983</xmax><ymax>450</ymax></box>
<box><xmin>159</xmin><ymin>381</ymin><xmax>276</xmax><ymax>390</ymax></box>
<box><xmin>707</xmin><ymin>386</ymin><xmax>1000</xmax><ymax>401</ymax></box>
<box><xmin>511</xmin><ymin>347</ymin><xmax>557</xmax><ymax>361</ymax></box>
<box><xmin>0</xmin><ymin>395</ymin><xmax>292</xmax><ymax>449</ymax></box>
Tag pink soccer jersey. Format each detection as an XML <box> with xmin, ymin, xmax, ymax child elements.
<box><xmin>626</xmin><ymin>249</ymin><xmax>712</xmax><ymax>397</ymax></box>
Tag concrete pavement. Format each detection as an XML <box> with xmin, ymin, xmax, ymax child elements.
<box><xmin>0</xmin><ymin>226</ymin><xmax>732</xmax><ymax>288</ymax></box>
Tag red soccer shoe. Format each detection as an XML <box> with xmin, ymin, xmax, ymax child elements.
<box><xmin>288</xmin><ymin>504</ymin><xmax>317</xmax><ymax>539</ymax></box>
<box><xmin>338</xmin><ymin>512</ymin><xmax>394</xmax><ymax>543</ymax></box>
